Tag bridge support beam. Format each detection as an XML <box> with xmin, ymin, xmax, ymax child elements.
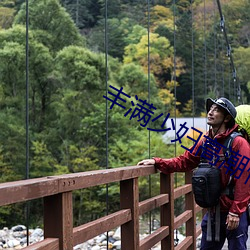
<box><xmin>44</xmin><ymin>192</ymin><xmax>73</xmax><ymax>250</ymax></box>
<box><xmin>185</xmin><ymin>171</ymin><xmax>196</xmax><ymax>250</ymax></box>
<box><xmin>120</xmin><ymin>178</ymin><xmax>139</xmax><ymax>250</ymax></box>
<box><xmin>161</xmin><ymin>172</ymin><xmax>174</xmax><ymax>250</ymax></box>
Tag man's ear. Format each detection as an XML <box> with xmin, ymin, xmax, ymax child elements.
<box><xmin>224</xmin><ymin>114</ymin><xmax>232</xmax><ymax>123</ymax></box>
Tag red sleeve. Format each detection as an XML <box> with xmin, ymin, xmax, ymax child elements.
<box><xmin>153</xmin><ymin>140</ymin><xmax>203</xmax><ymax>174</ymax></box>
<box><xmin>229</xmin><ymin>136</ymin><xmax>250</xmax><ymax>215</ymax></box>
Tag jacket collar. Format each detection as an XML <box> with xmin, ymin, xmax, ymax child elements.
<box><xmin>208</xmin><ymin>124</ymin><xmax>239</xmax><ymax>140</ymax></box>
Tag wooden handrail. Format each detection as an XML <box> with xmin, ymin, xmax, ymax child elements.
<box><xmin>0</xmin><ymin>165</ymin><xmax>155</xmax><ymax>206</ymax></box>
<box><xmin>0</xmin><ymin>165</ymin><xmax>203</xmax><ymax>250</ymax></box>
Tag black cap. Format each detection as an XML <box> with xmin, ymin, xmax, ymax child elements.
<box><xmin>206</xmin><ymin>97</ymin><xmax>237</xmax><ymax>119</ymax></box>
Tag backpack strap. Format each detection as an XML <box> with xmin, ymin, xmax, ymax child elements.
<box><xmin>223</xmin><ymin>131</ymin><xmax>242</xmax><ymax>162</ymax></box>
<box><xmin>206</xmin><ymin>204</ymin><xmax>220</xmax><ymax>242</ymax></box>
<box><xmin>201</xmin><ymin>132</ymin><xmax>242</xmax><ymax>163</ymax></box>
<box><xmin>215</xmin><ymin>203</ymin><xmax>220</xmax><ymax>241</ymax></box>
<box><xmin>207</xmin><ymin>209</ymin><xmax>212</xmax><ymax>241</ymax></box>
<box><xmin>222</xmin><ymin>132</ymin><xmax>243</xmax><ymax>199</ymax></box>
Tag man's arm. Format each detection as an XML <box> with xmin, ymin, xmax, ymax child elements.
<box><xmin>137</xmin><ymin>139</ymin><xmax>203</xmax><ymax>174</ymax></box>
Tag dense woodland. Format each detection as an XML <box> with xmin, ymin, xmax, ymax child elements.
<box><xmin>0</xmin><ymin>0</ymin><xmax>249</xmax><ymax>228</ymax></box>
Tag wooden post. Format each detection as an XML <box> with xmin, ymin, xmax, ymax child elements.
<box><xmin>161</xmin><ymin>173</ymin><xmax>174</xmax><ymax>250</ymax></box>
<box><xmin>185</xmin><ymin>171</ymin><xmax>196</xmax><ymax>250</ymax></box>
<box><xmin>44</xmin><ymin>192</ymin><xmax>73</xmax><ymax>250</ymax></box>
<box><xmin>120</xmin><ymin>178</ymin><xmax>139</xmax><ymax>250</ymax></box>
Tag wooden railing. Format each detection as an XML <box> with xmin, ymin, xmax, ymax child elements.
<box><xmin>0</xmin><ymin>165</ymin><xmax>203</xmax><ymax>250</ymax></box>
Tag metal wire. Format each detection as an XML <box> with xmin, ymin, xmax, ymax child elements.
<box><xmin>173</xmin><ymin>0</ymin><xmax>177</xmax><ymax>148</ymax></box>
<box><xmin>105</xmin><ymin>0</ymin><xmax>109</xmax><ymax>248</ymax></box>
<box><xmin>213</xmin><ymin>0</ymin><xmax>217</xmax><ymax>96</ymax></box>
<box><xmin>172</xmin><ymin>0</ymin><xmax>179</xmax><ymax>245</ymax></box>
<box><xmin>204</xmin><ymin>0</ymin><xmax>207</xmax><ymax>98</ymax></box>
<box><xmin>215</xmin><ymin>0</ymin><xmax>242</xmax><ymax>104</ymax></box>
<box><xmin>147</xmin><ymin>0</ymin><xmax>152</xmax><ymax>234</ymax></box>
<box><xmin>191</xmin><ymin>0</ymin><xmax>195</xmax><ymax>130</ymax></box>
<box><xmin>25</xmin><ymin>0</ymin><xmax>30</xmax><ymax>245</ymax></box>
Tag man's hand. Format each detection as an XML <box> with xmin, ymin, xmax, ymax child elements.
<box><xmin>137</xmin><ymin>159</ymin><xmax>155</xmax><ymax>166</ymax></box>
<box><xmin>226</xmin><ymin>213</ymin><xmax>240</xmax><ymax>230</ymax></box>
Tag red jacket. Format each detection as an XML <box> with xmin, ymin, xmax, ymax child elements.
<box><xmin>154</xmin><ymin>124</ymin><xmax>250</xmax><ymax>216</ymax></box>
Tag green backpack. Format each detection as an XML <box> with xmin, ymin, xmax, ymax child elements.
<box><xmin>235</xmin><ymin>105</ymin><xmax>250</xmax><ymax>142</ymax></box>
<box><xmin>235</xmin><ymin>105</ymin><xmax>250</xmax><ymax>224</ymax></box>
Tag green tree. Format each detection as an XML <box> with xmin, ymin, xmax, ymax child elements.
<box><xmin>14</xmin><ymin>0</ymin><xmax>84</xmax><ymax>52</ymax></box>
<box><xmin>87</xmin><ymin>17</ymin><xmax>138</xmax><ymax>60</ymax></box>
<box><xmin>124</xmin><ymin>32</ymin><xmax>185</xmax><ymax>87</ymax></box>
<box><xmin>116</xmin><ymin>63</ymin><xmax>158</xmax><ymax>99</ymax></box>
<box><xmin>148</xmin><ymin>5</ymin><xmax>174</xmax><ymax>33</ymax></box>
<box><xmin>0</xmin><ymin>112</ymin><xmax>26</xmax><ymax>180</ymax></box>
<box><xmin>234</xmin><ymin>46</ymin><xmax>250</xmax><ymax>102</ymax></box>
<box><xmin>0</xmin><ymin>6</ymin><xmax>15</xmax><ymax>29</ymax></box>
<box><xmin>61</xmin><ymin>0</ymin><xmax>101</xmax><ymax>28</ymax></box>
<box><xmin>98</xmin><ymin>0</ymin><xmax>145</xmax><ymax>21</ymax></box>
<box><xmin>0</xmin><ymin>25</ymin><xmax>55</xmax><ymax>132</ymax></box>
<box><xmin>0</xmin><ymin>0</ymin><xmax>19</xmax><ymax>29</ymax></box>
<box><xmin>30</xmin><ymin>141</ymin><xmax>57</xmax><ymax>177</ymax></box>
<box><xmin>47</xmin><ymin>46</ymin><xmax>108</xmax><ymax>166</ymax></box>
<box><xmin>0</xmin><ymin>39</ymin><xmax>27</xmax><ymax>180</ymax></box>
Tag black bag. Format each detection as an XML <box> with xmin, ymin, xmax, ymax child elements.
<box><xmin>192</xmin><ymin>162</ymin><xmax>222</xmax><ymax>241</ymax></box>
<box><xmin>192</xmin><ymin>162</ymin><xmax>221</xmax><ymax>208</ymax></box>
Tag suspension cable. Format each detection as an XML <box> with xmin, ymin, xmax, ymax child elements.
<box><xmin>203</xmin><ymin>0</ymin><xmax>207</xmax><ymax>98</ymax></box>
<box><xmin>104</xmin><ymin>0</ymin><xmax>109</xmax><ymax>248</ymax></box>
<box><xmin>191</xmin><ymin>0</ymin><xmax>195</xmax><ymax>130</ymax></box>
<box><xmin>216</xmin><ymin>0</ymin><xmax>242</xmax><ymax>104</ymax></box>
<box><xmin>147</xmin><ymin>0</ymin><xmax>152</xmax><ymax>234</ymax></box>
<box><xmin>213</xmin><ymin>0</ymin><xmax>217</xmax><ymax>96</ymax></box>
<box><xmin>25</xmin><ymin>0</ymin><xmax>30</xmax><ymax>245</ymax></box>
<box><xmin>172</xmin><ymin>0</ymin><xmax>179</xmax><ymax>245</ymax></box>
<box><xmin>173</xmin><ymin>0</ymin><xmax>177</xmax><ymax>156</ymax></box>
<box><xmin>219</xmin><ymin>33</ymin><xmax>225</xmax><ymax>96</ymax></box>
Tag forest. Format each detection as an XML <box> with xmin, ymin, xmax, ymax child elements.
<box><xmin>0</xmin><ymin>0</ymin><xmax>249</xmax><ymax>228</ymax></box>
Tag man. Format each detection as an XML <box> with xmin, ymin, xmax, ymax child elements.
<box><xmin>138</xmin><ymin>97</ymin><xmax>250</xmax><ymax>250</ymax></box>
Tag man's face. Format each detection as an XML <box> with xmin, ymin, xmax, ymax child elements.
<box><xmin>207</xmin><ymin>104</ymin><xmax>226</xmax><ymax>127</ymax></box>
